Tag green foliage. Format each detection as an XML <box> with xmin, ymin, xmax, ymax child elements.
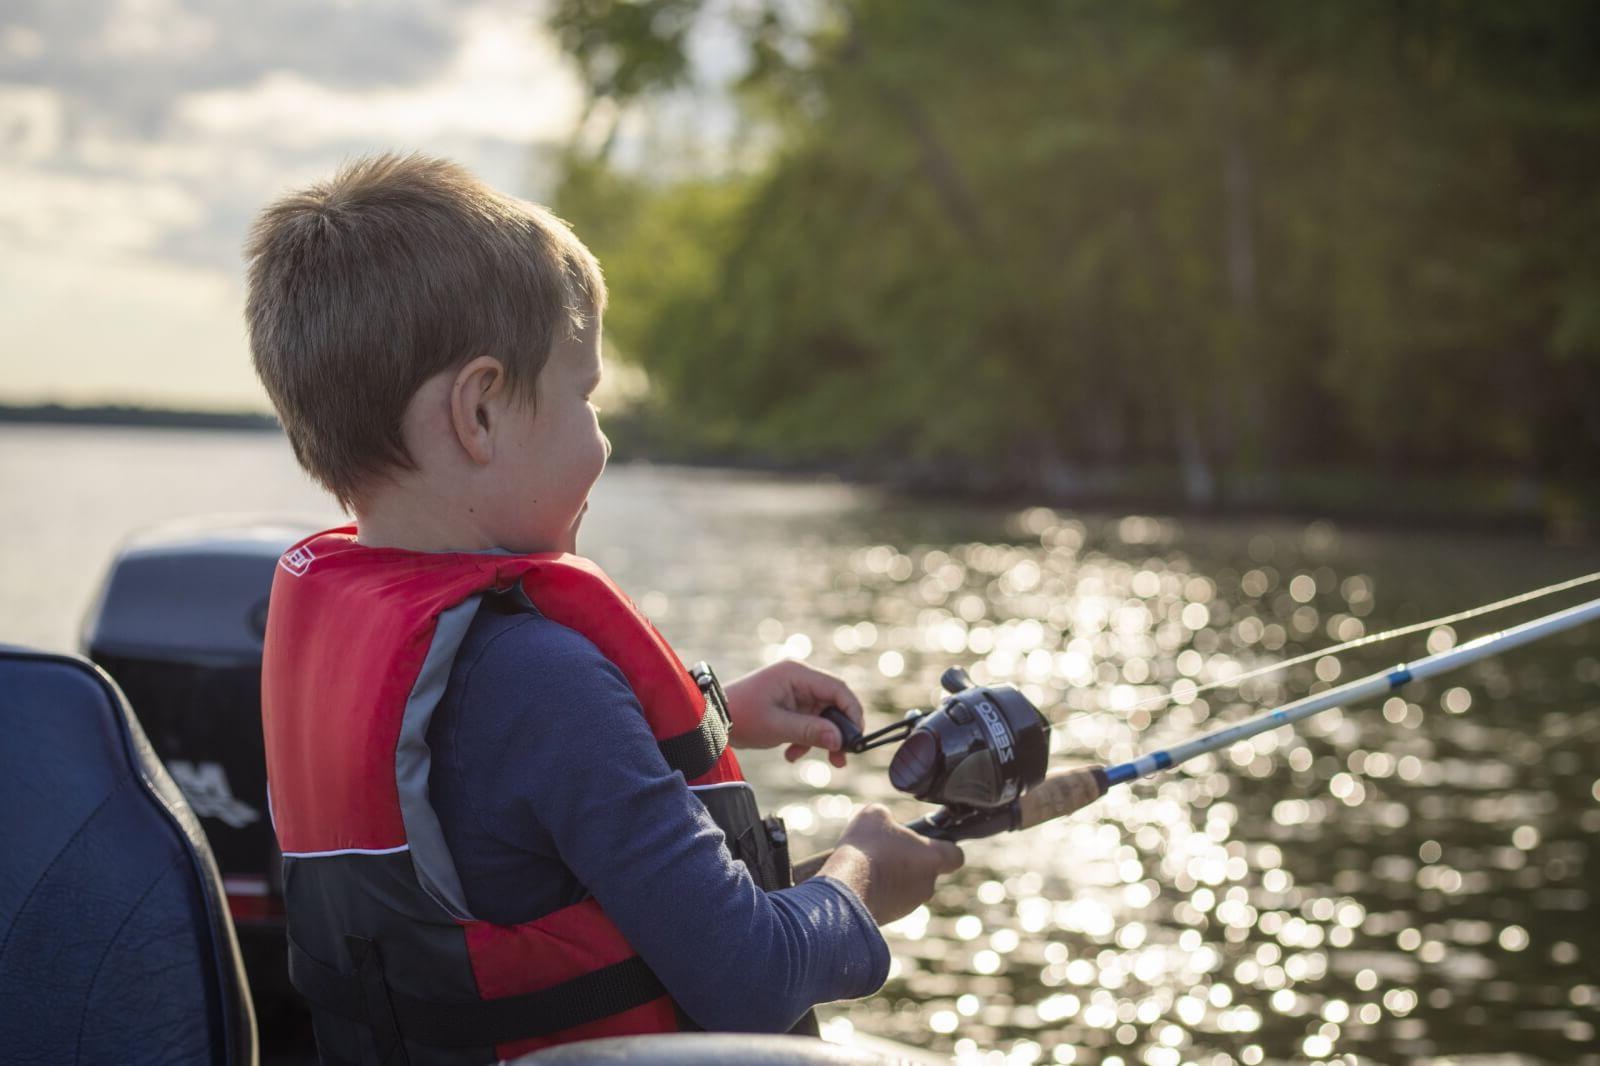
<box><xmin>549</xmin><ymin>0</ymin><xmax>700</xmax><ymax>101</ymax></box>
<box><xmin>548</xmin><ymin>0</ymin><xmax>1600</xmax><ymax>491</ymax></box>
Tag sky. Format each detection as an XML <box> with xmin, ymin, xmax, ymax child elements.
<box><xmin>0</xmin><ymin>0</ymin><xmax>619</xmax><ymax>411</ymax></box>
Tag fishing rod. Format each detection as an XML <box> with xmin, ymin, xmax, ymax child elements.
<box><xmin>795</xmin><ymin>592</ymin><xmax>1600</xmax><ymax>876</ymax></box>
<box><xmin>1119</xmin><ymin>568</ymin><xmax>1600</xmax><ymax>716</ymax></box>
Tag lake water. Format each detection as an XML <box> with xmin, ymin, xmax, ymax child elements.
<box><xmin>4</xmin><ymin>424</ymin><xmax>1599</xmax><ymax>1065</ymax></box>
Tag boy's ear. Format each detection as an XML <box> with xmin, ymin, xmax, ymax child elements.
<box><xmin>448</xmin><ymin>356</ymin><xmax>507</xmax><ymax>465</ymax></box>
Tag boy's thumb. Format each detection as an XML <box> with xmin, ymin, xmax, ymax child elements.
<box><xmin>807</xmin><ymin>716</ymin><xmax>841</xmax><ymax>751</ymax></box>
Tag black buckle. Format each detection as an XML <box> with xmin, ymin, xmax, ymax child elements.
<box><xmin>656</xmin><ymin>663</ymin><xmax>731</xmax><ymax>779</ymax></box>
<box><xmin>345</xmin><ymin>936</ymin><xmax>409</xmax><ymax>1065</ymax></box>
<box><xmin>689</xmin><ymin>661</ymin><xmax>731</xmax><ymax>726</ymax></box>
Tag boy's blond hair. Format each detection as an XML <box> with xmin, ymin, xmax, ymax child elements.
<box><xmin>244</xmin><ymin>152</ymin><xmax>606</xmax><ymax>509</ymax></box>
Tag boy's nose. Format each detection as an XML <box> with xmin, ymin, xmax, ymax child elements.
<box><xmin>602</xmin><ymin>432</ymin><xmax>612</xmax><ymax>460</ymax></box>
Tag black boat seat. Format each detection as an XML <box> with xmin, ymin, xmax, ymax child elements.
<box><xmin>0</xmin><ymin>646</ymin><xmax>257</xmax><ymax>1066</ymax></box>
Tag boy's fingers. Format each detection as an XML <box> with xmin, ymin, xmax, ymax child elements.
<box><xmin>832</xmin><ymin>684</ymin><xmax>866</xmax><ymax>729</ymax></box>
<box><xmin>806</xmin><ymin>715</ymin><xmax>842</xmax><ymax>751</ymax></box>
<box><xmin>796</xmin><ymin>666</ymin><xmax>864</xmax><ymax>729</ymax></box>
<box><xmin>787</xmin><ymin>711</ymin><xmax>850</xmax><ymax>768</ymax></box>
<box><xmin>776</xmin><ymin>706</ymin><xmax>842</xmax><ymax>752</ymax></box>
<box><xmin>935</xmin><ymin>841</ymin><xmax>965</xmax><ymax>873</ymax></box>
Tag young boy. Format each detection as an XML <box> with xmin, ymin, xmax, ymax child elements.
<box><xmin>245</xmin><ymin>153</ymin><xmax>962</xmax><ymax>1065</ymax></box>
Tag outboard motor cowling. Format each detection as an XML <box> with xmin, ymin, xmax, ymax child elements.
<box><xmin>83</xmin><ymin>518</ymin><xmax>315</xmax><ymax>922</ymax></box>
<box><xmin>82</xmin><ymin>517</ymin><xmax>321</xmax><ymax>1037</ymax></box>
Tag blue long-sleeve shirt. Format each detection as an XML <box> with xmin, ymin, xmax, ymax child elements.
<box><xmin>424</xmin><ymin>597</ymin><xmax>890</xmax><ymax>1032</ymax></box>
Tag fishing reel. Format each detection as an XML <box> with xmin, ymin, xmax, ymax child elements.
<box><xmin>822</xmin><ymin>667</ymin><xmax>1051</xmax><ymax>841</ymax></box>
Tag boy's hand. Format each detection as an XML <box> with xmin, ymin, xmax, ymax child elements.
<box><xmin>818</xmin><ymin>804</ymin><xmax>964</xmax><ymax>925</ymax></box>
<box><xmin>723</xmin><ymin>660</ymin><xmax>865</xmax><ymax>768</ymax></box>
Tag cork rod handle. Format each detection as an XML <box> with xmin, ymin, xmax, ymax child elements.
<box><xmin>789</xmin><ymin>765</ymin><xmax>1109</xmax><ymax>881</ymax></box>
<box><xmin>1015</xmin><ymin>765</ymin><xmax>1108</xmax><ymax>830</ymax></box>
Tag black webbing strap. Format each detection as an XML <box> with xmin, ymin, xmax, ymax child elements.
<box><xmin>289</xmin><ymin>936</ymin><xmax>669</xmax><ymax>1048</ymax></box>
<box><xmin>346</xmin><ymin>936</ymin><xmax>407</xmax><ymax>1064</ymax></box>
<box><xmin>656</xmin><ymin>706</ymin><xmax>728</xmax><ymax>780</ymax></box>
<box><xmin>657</xmin><ymin>663</ymin><xmax>732</xmax><ymax>780</ymax></box>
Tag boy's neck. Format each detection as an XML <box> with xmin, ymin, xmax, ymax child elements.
<box><xmin>353</xmin><ymin>490</ymin><xmax>498</xmax><ymax>553</ymax></box>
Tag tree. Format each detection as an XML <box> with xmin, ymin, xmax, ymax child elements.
<box><xmin>548</xmin><ymin>0</ymin><xmax>1600</xmax><ymax>501</ymax></box>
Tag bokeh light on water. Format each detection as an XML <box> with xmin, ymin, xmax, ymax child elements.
<box><xmin>582</xmin><ymin>472</ymin><xmax>1600</xmax><ymax>1065</ymax></box>
<box><xmin>6</xmin><ymin>433</ymin><xmax>1599</xmax><ymax>1064</ymax></box>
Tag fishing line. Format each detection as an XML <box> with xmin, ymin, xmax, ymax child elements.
<box><xmin>815</xmin><ymin>579</ymin><xmax>1600</xmax><ymax>846</ymax></box>
<box><xmin>1061</xmin><ymin>568</ymin><xmax>1600</xmax><ymax>728</ymax></box>
<box><xmin>1093</xmin><ymin>593</ymin><xmax>1600</xmax><ymax>787</ymax></box>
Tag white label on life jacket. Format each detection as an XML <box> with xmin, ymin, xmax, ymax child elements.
<box><xmin>167</xmin><ymin>760</ymin><xmax>262</xmax><ymax>828</ymax></box>
<box><xmin>280</xmin><ymin>545</ymin><xmax>317</xmax><ymax>576</ymax></box>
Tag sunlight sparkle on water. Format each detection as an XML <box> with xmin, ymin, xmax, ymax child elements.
<box><xmin>732</xmin><ymin>505</ymin><xmax>1600</xmax><ymax>1062</ymax></box>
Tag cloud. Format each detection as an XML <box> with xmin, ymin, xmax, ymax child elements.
<box><xmin>177</xmin><ymin>7</ymin><xmax>582</xmax><ymax>147</ymax></box>
<box><xmin>1</xmin><ymin>0</ymin><xmax>463</xmax><ymax>103</ymax></box>
<box><xmin>0</xmin><ymin>0</ymin><xmax>587</xmax><ymax>407</ymax></box>
<box><xmin>0</xmin><ymin>245</ymin><xmax>255</xmax><ymax>409</ymax></box>
<box><xmin>0</xmin><ymin>160</ymin><xmax>207</xmax><ymax>254</ymax></box>
<box><xmin>0</xmin><ymin>83</ymin><xmax>62</xmax><ymax>159</ymax></box>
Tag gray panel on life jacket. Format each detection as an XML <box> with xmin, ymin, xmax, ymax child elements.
<box><xmin>395</xmin><ymin>595</ymin><xmax>481</xmax><ymax>921</ymax></box>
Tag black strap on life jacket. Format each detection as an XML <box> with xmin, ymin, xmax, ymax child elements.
<box><xmin>288</xmin><ymin>935</ymin><xmax>669</xmax><ymax>1049</ymax></box>
<box><xmin>656</xmin><ymin>662</ymin><xmax>731</xmax><ymax>781</ymax></box>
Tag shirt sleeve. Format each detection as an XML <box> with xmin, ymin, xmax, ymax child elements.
<box><xmin>438</xmin><ymin>614</ymin><xmax>890</xmax><ymax>1032</ymax></box>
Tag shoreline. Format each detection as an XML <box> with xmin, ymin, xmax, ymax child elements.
<box><xmin>4</xmin><ymin>404</ymin><xmax>1590</xmax><ymax>542</ymax></box>
<box><xmin>634</xmin><ymin>451</ymin><xmax>1594</xmax><ymax>545</ymax></box>
<box><xmin>0</xmin><ymin>402</ymin><xmax>278</xmax><ymax>432</ymax></box>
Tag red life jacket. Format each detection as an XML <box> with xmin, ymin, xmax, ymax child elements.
<box><xmin>262</xmin><ymin>528</ymin><xmax>804</xmax><ymax>1065</ymax></box>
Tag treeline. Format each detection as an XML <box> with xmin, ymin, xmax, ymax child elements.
<box><xmin>0</xmin><ymin>403</ymin><xmax>279</xmax><ymax>432</ymax></box>
<box><xmin>546</xmin><ymin>1</ymin><xmax>1600</xmax><ymax>510</ymax></box>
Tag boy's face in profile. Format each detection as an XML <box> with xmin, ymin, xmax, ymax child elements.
<box><xmin>493</xmin><ymin>318</ymin><xmax>610</xmax><ymax>555</ymax></box>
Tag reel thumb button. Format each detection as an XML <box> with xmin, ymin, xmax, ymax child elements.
<box><xmin>940</xmin><ymin>666</ymin><xmax>974</xmax><ymax>694</ymax></box>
